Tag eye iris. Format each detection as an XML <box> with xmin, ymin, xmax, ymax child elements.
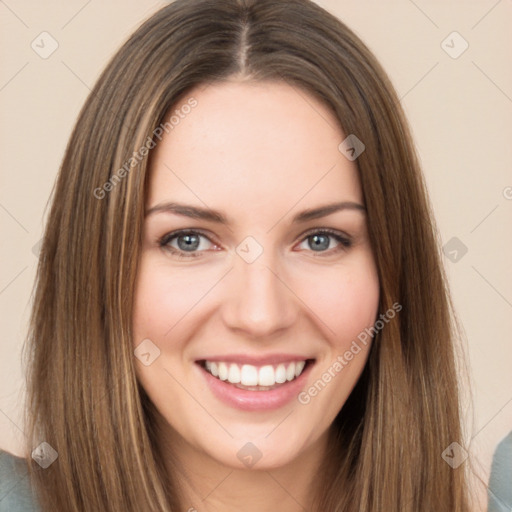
<box><xmin>177</xmin><ymin>234</ymin><xmax>200</xmax><ymax>251</ymax></box>
<box><xmin>309</xmin><ymin>234</ymin><xmax>329</xmax><ymax>251</ymax></box>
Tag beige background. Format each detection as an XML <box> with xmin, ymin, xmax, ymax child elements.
<box><xmin>1</xmin><ymin>0</ymin><xmax>511</xmax><ymax>509</ymax></box>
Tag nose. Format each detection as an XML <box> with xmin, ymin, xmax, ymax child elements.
<box><xmin>221</xmin><ymin>251</ymin><xmax>298</xmax><ymax>338</ymax></box>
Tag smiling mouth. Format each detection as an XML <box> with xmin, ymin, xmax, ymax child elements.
<box><xmin>197</xmin><ymin>359</ymin><xmax>315</xmax><ymax>391</ymax></box>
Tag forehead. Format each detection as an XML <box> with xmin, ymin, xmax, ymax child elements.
<box><xmin>147</xmin><ymin>80</ymin><xmax>363</xmax><ymax>221</ymax></box>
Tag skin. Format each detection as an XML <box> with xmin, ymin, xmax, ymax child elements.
<box><xmin>133</xmin><ymin>79</ymin><xmax>380</xmax><ymax>511</ymax></box>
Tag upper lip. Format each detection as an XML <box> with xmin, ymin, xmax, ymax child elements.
<box><xmin>196</xmin><ymin>354</ymin><xmax>315</xmax><ymax>366</ymax></box>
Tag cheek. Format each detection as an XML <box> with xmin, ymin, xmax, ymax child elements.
<box><xmin>295</xmin><ymin>257</ymin><xmax>380</xmax><ymax>346</ymax></box>
<box><xmin>296</xmin><ymin>259</ymin><xmax>379</xmax><ymax>421</ymax></box>
<box><xmin>133</xmin><ymin>268</ymin><xmax>171</xmax><ymax>343</ymax></box>
<box><xmin>132</xmin><ymin>257</ymin><xmax>211</xmax><ymax>342</ymax></box>
<box><xmin>334</xmin><ymin>268</ymin><xmax>380</xmax><ymax>343</ymax></box>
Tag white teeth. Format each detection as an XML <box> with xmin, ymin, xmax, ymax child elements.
<box><xmin>218</xmin><ymin>362</ymin><xmax>228</xmax><ymax>381</ymax></box>
<box><xmin>203</xmin><ymin>360</ymin><xmax>308</xmax><ymax>387</ymax></box>
<box><xmin>240</xmin><ymin>365</ymin><xmax>258</xmax><ymax>386</ymax></box>
<box><xmin>285</xmin><ymin>363</ymin><xmax>295</xmax><ymax>381</ymax></box>
<box><xmin>210</xmin><ymin>361</ymin><xmax>219</xmax><ymax>377</ymax></box>
<box><xmin>275</xmin><ymin>364</ymin><xmax>287</xmax><ymax>384</ymax></box>
<box><xmin>228</xmin><ymin>363</ymin><xmax>241</xmax><ymax>383</ymax></box>
<box><xmin>295</xmin><ymin>360</ymin><xmax>306</xmax><ymax>377</ymax></box>
<box><xmin>258</xmin><ymin>365</ymin><xmax>275</xmax><ymax>387</ymax></box>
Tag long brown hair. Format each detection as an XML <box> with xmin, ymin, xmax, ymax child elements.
<box><xmin>23</xmin><ymin>0</ymin><xmax>473</xmax><ymax>509</ymax></box>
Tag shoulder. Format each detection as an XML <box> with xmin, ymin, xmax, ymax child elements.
<box><xmin>0</xmin><ymin>449</ymin><xmax>40</xmax><ymax>512</ymax></box>
<box><xmin>487</xmin><ymin>431</ymin><xmax>512</xmax><ymax>511</ymax></box>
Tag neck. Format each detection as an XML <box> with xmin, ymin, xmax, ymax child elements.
<box><xmin>158</xmin><ymin>422</ymin><xmax>331</xmax><ymax>512</ymax></box>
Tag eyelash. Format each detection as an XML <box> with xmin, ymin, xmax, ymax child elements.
<box><xmin>158</xmin><ymin>228</ymin><xmax>352</xmax><ymax>259</ymax></box>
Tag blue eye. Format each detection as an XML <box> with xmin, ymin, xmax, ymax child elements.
<box><xmin>159</xmin><ymin>230</ymin><xmax>215</xmax><ymax>258</ymax></box>
<box><xmin>158</xmin><ymin>228</ymin><xmax>352</xmax><ymax>259</ymax></box>
<box><xmin>297</xmin><ymin>229</ymin><xmax>352</xmax><ymax>254</ymax></box>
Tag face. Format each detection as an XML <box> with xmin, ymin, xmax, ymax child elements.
<box><xmin>133</xmin><ymin>80</ymin><xmax>380</xmax><ymax>470</ymax></box>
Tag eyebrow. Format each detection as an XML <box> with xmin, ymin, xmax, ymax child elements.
<box><xmin>145</xmin><ymin>201</ymin><xmax>366</xmax><ymax>224</ymax></box>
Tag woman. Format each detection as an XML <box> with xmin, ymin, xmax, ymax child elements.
<box><xmin>2</xmin><ymin>0</ymin><xmax>474</xmax><ymax>510</ymax></box>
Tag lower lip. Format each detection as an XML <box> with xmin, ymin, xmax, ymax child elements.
<box><xmin>197</xmin><ymin>362</ymin><xmax>314</xmax><ymax>411</ymax></box>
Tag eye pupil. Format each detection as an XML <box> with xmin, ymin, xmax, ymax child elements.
<box><xmin>178</xmin><ymin>234</ymin><xmax>200</xmax><ymax>251</ymax></box>
<box><xmin>309</xmin><ymin>234</ymin><xmax>329</xmax><ymax>251</ymax></box>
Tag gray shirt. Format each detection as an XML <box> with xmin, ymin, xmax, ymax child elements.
<box><xmin>0</xmin><ymin>450</ymin><xmax>40</xmax><ymax>511</ymax></box>
<box><xmin>487</xmin><ymin>431</ymin><xmax>512</xmax><ymax>511</ymax></box>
